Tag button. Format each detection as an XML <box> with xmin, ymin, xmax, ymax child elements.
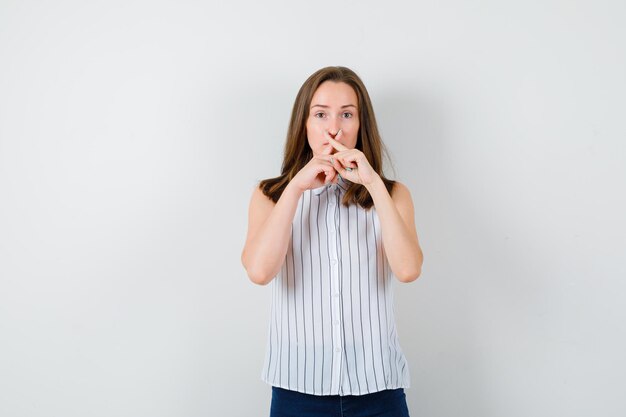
<box><xmin>330</xmin><ymin>229</ymin><xmax>335</xmax><ymax>234</ymax></box>
<box><xmin>335</xmin><ymin>347</ymin><xmax>341</xmax><ymax>353</ymax></box>
<box><xmin>331</xmin><ymin>259</ymin><xmax>337</xmax><ymax>265</ymax></box>
<box><xmin>333</xmin><ymin>320</ymin><xmax>340</xmax><ymax>326</ymax></box>
<box><xmin>333</xmin><ymin>293</ymin><xmax>340</xmax><ymax>298</ymax></box>
<box><xmin>329</xmin><ymin>199</ymin><xmax>335</xmax><ymax>206</ymax></box>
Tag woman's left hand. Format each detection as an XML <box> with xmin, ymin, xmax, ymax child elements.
<box><xmin>326</xmin><ymin>130</ymin><xmax>379</xmax><ymax>186</ymax></box>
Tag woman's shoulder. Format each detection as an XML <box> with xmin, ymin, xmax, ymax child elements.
<box><xmin>389</xmin><ymin>179</ymin><xmax>408</xmax><ymax>193</ymax></box>
<box><xmin>385</xmin><ymin>179</ymin><xmax>414</xmax><ymax>205</ymax></box>
<box><xmin>251</xmin><ymin>181</ymin><xmax>276</xmax><ymax>206</ymax></box>
<box><xmin>257</xmin><ymin>175</ymin><xmax>288</xmax><ymax>204</ymax></box>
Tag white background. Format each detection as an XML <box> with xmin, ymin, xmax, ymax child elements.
<box><xmin>1</xmin><ymin>1</ymin><xmax>625</xmax><ymax>416</ymax></box>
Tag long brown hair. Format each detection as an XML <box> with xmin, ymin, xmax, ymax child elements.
<box><xmin>259</xmin><ymin>66</ymin><xmax>396</xmax><ymax>209</ymax></box>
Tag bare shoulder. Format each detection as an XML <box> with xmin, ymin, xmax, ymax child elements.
<box><xmin>390</xmin><ymin>180</ymin><xmax>413</xmax><ymax>202</ymax></box>
<box><xmin>244</xmin><ymin>183</ymin><xmax>276</xmax><ymax>242</ymax></box>
<box><xmin>250</xmin><ymin>183</ymin><xmax>276</xmax><ymax>207</ymax></box>
<box><xmin>390</xmin><ymin>180</ymin><xmax>416</xmax><ymax>228</ymax></box>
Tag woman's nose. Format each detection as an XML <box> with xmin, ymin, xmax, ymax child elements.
<box><xmin>327</xmin><ymin>121</ymin><xmax>341</xmax><ymax>137</ymax></box>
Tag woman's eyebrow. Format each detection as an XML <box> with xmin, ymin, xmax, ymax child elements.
<box><xmin>310</xmin><ymin>104</ymin><xmax>357</xmax><ymax>109</ymax></box>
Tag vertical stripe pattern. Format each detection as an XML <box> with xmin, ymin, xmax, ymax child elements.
<box><xmin>261</xmin><ymin>175</ymin><xmax>410</xmax><ymax>396</ymax></box>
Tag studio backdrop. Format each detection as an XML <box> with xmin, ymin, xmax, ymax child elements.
<box><xmin>1</xmin><ymin>1</ymin><xmax>624</xmax><ymax>416</ymax></box>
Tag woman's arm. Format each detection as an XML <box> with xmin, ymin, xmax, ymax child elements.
<box><xmin>365</xmin><ymin>177</ymin><xmax>423</xmax><ymax>283</ymax></box>
<box><xmin>241</xmin><ymin>182</ymin><xmax>303</xmax><ymax>285</ymax></box>
<box><xmin>324</xmin><ymin>135</ymin><xmax>423</xmax><ymax>283</ymax></box>
<box><xmin>242</xmin><ymin>152</ymin><xmax>339</xmax><ymax>285</ymax></box>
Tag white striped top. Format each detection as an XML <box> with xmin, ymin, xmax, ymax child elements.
<box><xmin>261</xmin><ymin>175</ymin><xmax>410</xmax><ymax>396</ymax></box>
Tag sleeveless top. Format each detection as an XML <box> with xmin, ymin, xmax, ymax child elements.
<box><xmin>261</xmin><ymin>175</ymin><xmax>410</xmax><ymax>396</ymax></box>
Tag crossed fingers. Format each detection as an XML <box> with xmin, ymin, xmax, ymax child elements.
<box><xmin>325</xmin><ymin>130</ymin><xmax>358</xmax><ymax>173</ymax></box>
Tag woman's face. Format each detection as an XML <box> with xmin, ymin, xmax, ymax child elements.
<box><xmin>306</xmin><ymin>81</ymin><xmax>359</xmax><ymax>157</ymax></box>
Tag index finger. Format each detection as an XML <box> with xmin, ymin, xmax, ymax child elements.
<box><xmin>325</xmin><ymin>130</ymin><xmax>349</xmax><ymax>152</ymax></box>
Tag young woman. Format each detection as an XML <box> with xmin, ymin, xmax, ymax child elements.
<box><xmin>241</xmin><ymin>66</ymin><xmax>423</xmax><ymax>417</ymax></box>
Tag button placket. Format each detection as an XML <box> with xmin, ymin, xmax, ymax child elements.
<box><xmin>327</xmin><ymin>189</ymin><xmax>343</xmax><ymax>391</ymax></box>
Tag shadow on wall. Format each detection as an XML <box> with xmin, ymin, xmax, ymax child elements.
<box><xmin>374</xmin><ymin>88</ymin><xmax>496</xmax><ymax>415</ymax></box>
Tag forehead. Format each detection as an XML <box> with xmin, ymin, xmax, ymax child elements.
<box><xmin>311</xmin><ymin>81</ymin><xmax>358</xmax><ymax>107</ymax></box>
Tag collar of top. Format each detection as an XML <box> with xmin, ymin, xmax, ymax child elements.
<box><xmin>312</xmin><ymin>174</ymin><xmax>351</xmax><ymax>196</ymax></box>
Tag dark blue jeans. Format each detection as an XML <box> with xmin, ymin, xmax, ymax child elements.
<box><xmin>270</xmin><ymin>386</ymin><xmax>410</xmax><ymax>417</ymax></box>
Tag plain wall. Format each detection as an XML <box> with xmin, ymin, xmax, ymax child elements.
<box><xmin>1</xmin><ymin>1</ymin><xmax>625</xmax><ymax>416</ymax></box>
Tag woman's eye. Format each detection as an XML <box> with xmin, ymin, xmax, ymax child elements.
<box><xmin>342</xmin><ymin>112</ymin><xmax>353</xmax><ymax>119</ymax></box>
<box><xmin>314</xmin><ymin>112</ymin><xmax>325</xmax><ymax>118</ymax></box>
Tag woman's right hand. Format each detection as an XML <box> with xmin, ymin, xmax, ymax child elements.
<box><xmin>290</xmin><ymin>154</ymin><xmax>339</xmax><ymax>193</ymax></box>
